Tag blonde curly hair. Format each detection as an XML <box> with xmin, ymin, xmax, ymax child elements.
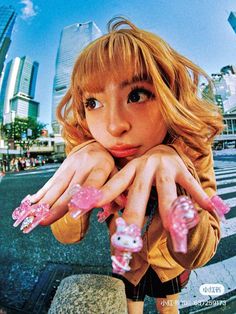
<box><xmin>56</xmin><ymin>17</ymin><xmax>224</xmax><ymax>155</ymax></box>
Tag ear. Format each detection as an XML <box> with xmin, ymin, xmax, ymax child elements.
<box><xmin>116</xmin><ymin>217</ymin><xmax>126</xmax><ymax>232</ymax></box>
<box><xmin>128</xmin><ymin>224</ymin><xmax>141</xmax><ymax>237</ymax></box>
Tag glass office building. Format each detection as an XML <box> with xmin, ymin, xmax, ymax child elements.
<box><xmin>0</xmin><ymin>56</ymin><xmax>39</xmax><ymax>122</ymax></box>
<box><xmin>228</xmin><ymin>11</ymin><xmax>236</xmax><ymax>34</ymax></box>
<box><xmin>0</xmin><ymin>5</ymin><xmax>17</xmax><ymax>79</ymax></box>
<box><xmin>52</xmin><ymin>21</ymin><xmax>102</xmax><ymax>134</ymax></box>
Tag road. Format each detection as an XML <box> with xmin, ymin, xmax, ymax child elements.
<box><xmin>0</xmin><ymin>152</ymin><xmax>235</xmax><ymax>314</ymax></box>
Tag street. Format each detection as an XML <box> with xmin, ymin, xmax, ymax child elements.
<box><xmin>0</xmin><ymin>152</ymin><xmax>235</xmax><ymax>314</ymax></box>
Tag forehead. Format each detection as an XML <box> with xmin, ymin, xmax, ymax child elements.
<box><xmin>84</xmin><ymin>73</ymin><xmax>152</xmax><ymax>95</ymax></box>
<box><xmin>74</xmin><ymin>32</ymin><xmax>153</xmax><ymax>94</ymax></box>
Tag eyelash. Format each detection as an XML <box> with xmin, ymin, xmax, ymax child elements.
<box><xmin>84</xmin><ymin>98</ymin><xmax>100</xmax><ymax>110</ymax></box>
<box><xmin>84</xmin><ymin>85</ymin><xmax>155</xmax><ymax>110</ymax></box>
<box><xmin>128</xmin><ymin>86</ymin><xmax>155</xmax><ymax>103</ymax></box>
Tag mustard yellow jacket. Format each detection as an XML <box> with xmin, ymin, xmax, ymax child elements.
<box><xmin>51</xmin><ymin>138</ymin><xmax>220</xmax><ymax>285</ymax></box>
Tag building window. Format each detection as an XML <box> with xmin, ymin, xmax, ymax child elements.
<box><xmin>228</xmin><ymin>120</ymin><xmax>233</xmax><ymax>134</ymax></box>
<box><xmin>233</xmin><ymin>119</ymin><xmax>236</xmax><ymax>134</ymax></box>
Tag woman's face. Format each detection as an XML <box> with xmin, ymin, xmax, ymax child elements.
<box><xmin>83</xmin><ymin>74</ymin><xmax>168</xmax><ymax>163</ymax></box>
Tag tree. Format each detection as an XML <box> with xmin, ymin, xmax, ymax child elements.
<box><xmin>3</xmin><ymin>117</ymin><xmax>47</xmax><ymax>150</ymax></box>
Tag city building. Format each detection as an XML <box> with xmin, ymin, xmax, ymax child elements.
<box><xmin>211</xmin><ymin>66</ymin><xmax>236</xmax><ymax>114</ymax></box>
<box><xmin>52</xmin><ymin>21</ymin><xmax>102</xmax><ymax>134</ymax></box>
<box><xmin>0</xmin><ymin>5</ymin><xmax>17</xmax><ymax>79</ymax></box>
<box><xmin>200</xmin><ymin>65</ymin><xmax>236</xmax><ymax>149</ymax></box>
<box><xmin>214</xmin><ymin>113</ymin><xmax>236</xmax><ymax>149</ymax></box>
<box><xmin>0</xmin><ymin>56</ymin><xmax>39</xmax><ymax>123</ymax></box>
<box><xmin>228</xmin><ymin>11</ymin><xmax>236</xmax><ymax>34</ymax></box>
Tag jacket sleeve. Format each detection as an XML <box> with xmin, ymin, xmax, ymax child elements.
<box><xmin>166</xmin><ymin>141</ymin><xmax>221</xmax><ymax>269</ymax></box>
<box><xmin>50</xmin><ymin>140</ymin><xmax>96</xmax><ymax>244</ymax></box>
<box><xmin>51</xmin><ymin>212</ymin><xmax>90</xmax><ymax>244</ymax></box>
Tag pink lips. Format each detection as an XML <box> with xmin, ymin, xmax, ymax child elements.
<box><xmin>109</xmin><ymin>145</ymin><xmax>140</xmax><ymax>158</ymax></box>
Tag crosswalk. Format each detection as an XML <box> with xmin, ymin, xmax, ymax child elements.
<box><xmin>2</xmin><ymin>164</ymin><xmax>236</xmax><ymax>312</ymax></box>
<box><xmin>180</xmin><ymin>165</ymin><xmax>236</xmax><ymax>312</ymax></box>
<box><xmin>28</xmin><ymin>164</ymin><xmax>235</xmax><ymax>312</ymax></box>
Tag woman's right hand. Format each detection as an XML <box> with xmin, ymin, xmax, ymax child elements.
<box><xmin>29</xmin><ymin>141</ymin><xmax>116</xmax><ymax>225</ymax></box>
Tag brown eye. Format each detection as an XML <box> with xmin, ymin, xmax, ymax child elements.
<box><xmin>128</xmin><ymin>88</ymin><xmax>154</xmax><ymax>104</ymax></box>
<box><xmin>85</xmin><ymin>98</ymin><xmax>102</xmax><ymax>110</ymax></box>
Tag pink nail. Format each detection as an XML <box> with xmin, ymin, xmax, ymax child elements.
<box><xmin>210</xmin><ymin>195</ymin><xmax>230</xmax><ymax>221</ymax></box>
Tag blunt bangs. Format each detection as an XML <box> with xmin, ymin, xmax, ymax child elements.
<box><xmin>72</xmin><ymin>31</ymin><xmax>152</xmax><ymax>94</ymax></box>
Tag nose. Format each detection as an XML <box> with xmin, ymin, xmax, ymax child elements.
<box><xmin>106</xmin><ymin>107</ymin><xmax>131</xmax><ymax>137</ymax></box>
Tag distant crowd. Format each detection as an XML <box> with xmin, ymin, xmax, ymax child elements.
<box><xmin>0</xmin><ymin>157</ymin><xmax>46</xmax><ymax>173</ymax></box>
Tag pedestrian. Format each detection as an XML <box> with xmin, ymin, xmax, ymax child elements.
<box><xmin>0</xmin><ymin>159</ymin><xmax>3</xmax><ymax>173</ymax></box>
<box><xmin>27</xmin><ymin>18</ymin><xmax>225</xmax><ymax>313</ymax></box>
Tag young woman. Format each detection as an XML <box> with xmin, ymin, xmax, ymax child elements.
<box><xmin>29</xmin><ymin>18</ymin><xmax>224</xmax><ymax>313</ymax></box>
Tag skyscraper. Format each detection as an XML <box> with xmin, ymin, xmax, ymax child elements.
<box><xmin>0</xmin><ymin>5</ymin><xmax>17</xmax><ymax>79</ymax></box>
<box><xmin>0</xmin><ymin>56</ymin><xmax>39</xmax><ymax>123</ymax></box>
<box><xmin>52</xmin><ymin>21</ymin><xmax>102</xmax><ymax>134</ymax></box>
<box><xmin>228</xmin><ymin>12</ymin><xmax>236</xmax><ymax>34</ymax></box>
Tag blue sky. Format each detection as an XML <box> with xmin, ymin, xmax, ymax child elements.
<box><xmin>2</xmin><ymin>0</ymin><xmax>236</xmax><ymax>130</ymax></box>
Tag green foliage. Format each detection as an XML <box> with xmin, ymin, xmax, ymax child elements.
<box><xmin>2</xmin><ymin>117</ymin><xmax>47</xmax><ymax>149</ymax></box>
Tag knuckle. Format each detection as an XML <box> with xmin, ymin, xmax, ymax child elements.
<box><xmin>92</xmin><ymin>167</ymin><xmax>108</xmax><ymax>180</ymax></box>
<box><xmin>157</xmin><ymin>174</ymin><xmax>173</xmax><ymax>185</ymax></box>
<box><xmin>101</xmin><ymin>184</ymin><xmax>115</xmax><ymax>198</ymax></box>
<box><xmin>146</xmin><ymin>155</ymin><xmax>158</xmax><ymax>167</ymax></box>
<box><xmin>132</xmin><ymin>180</ymin><xmax>146</xmax><ymax>193</ymax></box>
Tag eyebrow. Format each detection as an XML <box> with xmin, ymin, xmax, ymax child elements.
<box><xmin>84</xmin><ymin>74</ymin><xmax>152</xmax><ymax>95</ymax></box>
<box><xmin>120</xmin><ymin>74</ymin><xmax>152</xmax><ymax>89</ymax></box>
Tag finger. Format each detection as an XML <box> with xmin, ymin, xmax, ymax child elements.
<box><xmin>35</xmin><ymin>167</ymin><xmax>77</xmax><ymax>206</ymax></box>
<box><xmin>98</xmin><ymin>163</ymin><xmax>136</xmax><ymax>206</ymax></box>
<box><xmin>41</xmin><ymin>165</ymin><xmax>114</xmax><ymax>225</ymax></box>
<box><xmin>39</xmin><ymin>202</ymin><xmax>69</xmax><ymax>225</ymax></box>
<box><xmin>107</xmin><ymin>167</ymin><xmax>127</xmax><ymax>208</ymax></box>
<box><xmin>176</xmin><ymin>170</ymin><xmax>214</xmax><ymax>210</ymax></box>
<box><xmin>82</xmin><ymin>164</ymin><xmax>114</xmax><ymax>188</ymax></box>
<box><xmin>30</xmin><ymin>176</ymin><xmax>57</xmax><ymax>203</ymax></box>
<box><xmin>39</xmin><ymin>168</ymin><xmax>89</xmax><ymax>225</ymax></box>
<box><xmin>30</xmin><ymin>161</ymin><xmax>74</xmax><ymax>203</ymax></box>
<box><xmin>122</xmin><ymin>163</ymin><xmax>155</xmax><ymax>228</ymax></box>
<box><xmin>155</xmin><ymin>173</ymin><xmax>177</xmax><ymax>230</ymax></box>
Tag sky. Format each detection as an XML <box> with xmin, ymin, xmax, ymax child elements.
<box><xmin>2</xmin><ymin>0</ymin><xmax>236</xmax><ymax>130</ymax></box>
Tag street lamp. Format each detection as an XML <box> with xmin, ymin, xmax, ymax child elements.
<box><xmin>3</xmin><ymin>111</ymin><xmax>16</xmax><ymax>171</ymax></box>
<box><xmin>6</xmin><ymin>141</ymin><xmax>11</xmax><ymax>171</ymax></box>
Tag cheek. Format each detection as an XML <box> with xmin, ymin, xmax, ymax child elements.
<box><xmin>86</xmin><ymin>118</ymin><xmax>106</xmax><ymax>141</ymax></box>
<box><xmin>142</xmin><ymin>116</ymin><xmax>167</xmax><ymax>143</ymax></box>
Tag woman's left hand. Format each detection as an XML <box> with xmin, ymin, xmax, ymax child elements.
<box><xmin>97</xmin><ymin>145</ymin><xmax>214</xmax><ymax>229</ymax></box>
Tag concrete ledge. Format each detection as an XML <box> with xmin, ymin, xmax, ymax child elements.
<box><xmin>48</xmin><ymin>274</ymin><xmax>128</xmax><ymax>314</ymax></box>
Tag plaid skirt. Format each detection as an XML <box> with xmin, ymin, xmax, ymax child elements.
<box><xmin>113</xmin><ymin>266</ymin><xmax>191</xmax><ymax>301</ymax></box>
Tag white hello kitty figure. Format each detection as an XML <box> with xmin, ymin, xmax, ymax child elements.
<box><xmin>111</xmin><ymin>217</ymin><xmax>143</xmax><ymax>274</ymax></box>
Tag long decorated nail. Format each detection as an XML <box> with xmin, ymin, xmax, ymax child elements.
<box><xmin>20</xmin><ymin>203</ymin><xmax>50</xmax><ymax>233</ymax></box>
<box><xmin>97</xmin><ymin>204</ymin><xmax>112</xmax><ymax>222</ymax></box>
<box><xmin>210</xmin><ymin>195</ymin><xmax>230</xmax><ymax>221</ymax></box>
<box><xmin>68</xmin><ymin>186</ymin><xmax>103</xmax><ymax>219</ymax></box>
<box><xmin>168</xmin><ymin>196</ymin><xmax>199</xmax><ymax>253</ymax></box>
<box><xmin>12</xmin><ymin>195</ymin><xmax>32</xmax><ymax>226</ymax></box>
<box><xmin>12</xmin><ymin>196</ymin><xmax>50</xmax><ymax>233</ymax></box>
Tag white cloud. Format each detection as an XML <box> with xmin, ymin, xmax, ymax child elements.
<box><xmin>20</xmin><ymin>0</ymin><xmax>38</xmax><ymax>20</ymax></box>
